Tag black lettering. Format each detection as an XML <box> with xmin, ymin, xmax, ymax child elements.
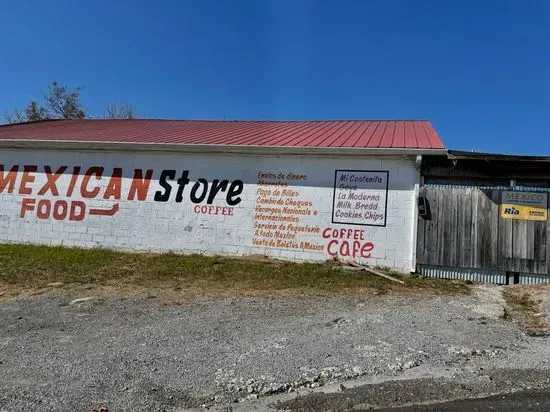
<box><xmin>227</xmin><ymin>180</ymin><xmax>244</xmax><ymax>206</ymax></box>
<box><xmin>175</xmin><ymin>170</ymin><xmax>190</xmax><ymax>203</ymax></box>
<box><xmin>190</xmin><ymin>178</ymin><xmax>208</xmax><ymax>203</ymax></box>
<box><xmin>154</xmin><ymin>170</ymin><xmax>176</xmax><ymax>202</ymax></box>
<box><xmin>207</xmin><ymin>179</ymin><xmax>229</xmax><ymax>204</ymax></box>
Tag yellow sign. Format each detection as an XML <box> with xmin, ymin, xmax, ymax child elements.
<box><xmin>500</xmin><ymin>191</ymin><xmax>548</xmax><ymax>221</ymax></box>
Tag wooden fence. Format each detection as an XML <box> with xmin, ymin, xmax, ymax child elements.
<box><xmin>416</xmin><ymin>186</ymin><xmax>549</xmax><ymax>275</ymax></box>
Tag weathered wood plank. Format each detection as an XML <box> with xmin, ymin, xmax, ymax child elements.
<box><xmin>476</xmin><ymin>189</ymin><xmax>499</xmax><ymax>269</ymax></box>
<box><xmin>488</xmin><ymin>190</ymin><xmax>500</xmax><ymax>268</ymax></box>
<box><xmin>526</xmin><ymin>221</ymin><xmax>535</xmax><ymax>261</ymax></box>
<box><xmin>501</xmin><ymin>220</ymin><xmax>514</xmax><ymax>259</ymax></box>
<box><xmin>449</xmin><ymin>187</ymin><xmax>459</xmax><ymax>266</ymax></box>
<box><xmin>530</xmin><ymin>217</ymin><xmax>546</xmax><ymax>274</ymax></box>
<box><xmin>498</xmin><ymin>190</ymin><xmax>514</xmax><ymax>270</ymax></box>
<box><xmin>513</xmin><ymin>220</ymin><xmax>529</xmax><ymax>261</ymax></box>
<box><xmin>440</xmin><ymin>188</ymin><xmax>452</xmax><ymax>266</ymax></box>
<box><xmin>416</xmin><ymin>212</ymin><xmax>426</xmax><ymax>265</ymax></box>
<box><xmin>475</xmin><ymin>189</ymin><xmax>484</xmax><ymax>268</ymax></box>
<box><xmin>534</xmin><ymin>221</ymin><xmax>546</xmax><ymax>263</ymax></box>
<box><xmin>435</xmin><ymin>188</ymin><xmax>448</xmax><ymax>265</ymax></box>
<box><xmin>547</xmin><ymin>199</ymin><xmax>550</xmax><ymax>275</ymax></box>
<box><xmin>470</xmin><ymin>188</ymin><xmax>479</xmax><ymax>268</ymax></box>
<box><xmin>416</xmin><ymin>188</ymin><xmax>427</xmax><ymax>265</ymax></box>
<box><xmin>424</xmin><ymin>188</ymin><xmax>439</xmax><ymax>265</ymax></box>
<box><xmin>456</xmin><ymin>188</ymin><xmax>472</xmax><ymax>267</ymax></box>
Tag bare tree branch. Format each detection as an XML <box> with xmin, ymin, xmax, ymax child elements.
<box><xmin>2</xmin><ymin>108</ymin><xmax>27</xmax><ymax>124</ymax></box>
<box><xmin>103</xmin><ymin>103</ymin><xmax>136</xmax><ymax>119</ymax></box>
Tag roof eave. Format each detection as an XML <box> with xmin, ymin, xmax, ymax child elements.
<box><xmin>448</xmin><ymin>150</ymin><xmax>550</xmax><ymax>162</ymax></box>
<box><xmin>0</xmin><ymin>139</ymin><xmax>447</xmax><ymax>156</ymax></box>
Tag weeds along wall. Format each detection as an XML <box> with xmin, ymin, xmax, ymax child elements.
<box><xmin>0</xmin><ymin>149</ymin><xmax>419</xmax><ymax>272</ymax></box>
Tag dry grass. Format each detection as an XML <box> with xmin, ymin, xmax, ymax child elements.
<box><xmin>0</xmin><ymin>244</ymin><xmax>470</xmax><ymax>299</ymax></box>
<box><xmin>503</xmin><ymin>287</ymin><xmax>549</xmax><ymax>336</ymax></box>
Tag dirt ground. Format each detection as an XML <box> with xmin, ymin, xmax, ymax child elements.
<box><xmin>1</xmin><ymin>283</ymin><xmax>550</xmax><ymax>411</ymax></box>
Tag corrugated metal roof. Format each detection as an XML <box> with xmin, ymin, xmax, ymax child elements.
<box><xmin>0</xmin><ymin>119</ymin><xmax>445</xmax><ymax>150</ymax></box>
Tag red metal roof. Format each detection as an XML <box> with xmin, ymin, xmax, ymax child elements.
<box><xmin>0</xmin><ymin>119</ymin><xmax>445</xmax><ymax>150</ymax></box>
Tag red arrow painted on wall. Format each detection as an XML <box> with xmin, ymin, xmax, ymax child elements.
<box><xmin>89</xmin><ymin>204</ymin><xmax>120</xmax><ymax>216</ymax></box>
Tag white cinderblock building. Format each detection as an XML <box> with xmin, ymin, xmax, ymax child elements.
<box><xmin>0</xmin><ymin>119</ymin><xmax>446</xmax><ymax>272</ymax></box>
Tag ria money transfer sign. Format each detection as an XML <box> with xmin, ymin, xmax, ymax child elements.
<box><xmin>500</xmin><ymin>191</ymin><xmax>548</xmax><ymax>221</ymax></box>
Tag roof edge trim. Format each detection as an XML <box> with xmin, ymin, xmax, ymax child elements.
<box><xmin>0</xmin><ymin>139</ymin><xmax>448</xmax><ymax>156</ymax></box>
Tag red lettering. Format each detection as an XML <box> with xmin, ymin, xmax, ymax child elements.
<box><xmin>19</xmin><ymin>165</ymin><xmax>37</xmax><ymax>195</ymax></box>
<box><xmin>103</xmin><ymin>168</ymin><xmax>122</xmax><ymax>200</ymax></box>
<box><xmin>193</xmin><ymin>204</ymin><xmax>235</xmax><ymax>216</ymax></box>
<box><xmin>38</xmin><ymin>166</ymin><xmax>67</xmax><ymax>196</ymax></box>
<box><xmin>0</xmin><ymin>165</ymin><xmax>19</xmax><ymax>193</ymax></box>
<box><xmin>53</xmin><ymin>200</ymin><xmax>68</xmax><ymax>220</ymax></box>
<box><xmin>327</xmin><ymin>239</ymin><xmax>338</xmax><ymax>256</ymax></box>
<box><xmin>323</xmin><ymin>227</ymin><xmax>373</xmax><ymax>259</ymax></box>
<box><xmin>361</xmin><ymin>242</ymin><xmax>374</xmax><ymax>258</ymax></box>
<box><xmin>128</xmin><ymin>169</ymin><xmax>153</xmax><ymax>201</ymax></box>
<box><xmin>70</xmin><ymin>201</ymin><xmax>86</xmax><ymax>221</ymax></box>
<box><xmin>352</xmin><ymin>241</ymin><xmax>361</xmax><ymax>258</ymax></box>
<box><xmin>66</xmin><ymin>166</ymin><xmax>81</xmax><ymax>197</ymax></box>
<box><xmin>340</xmin><ymin>241</ymin><xmax>350</xmax><ymax>256</ymax></box>
<box><xmin>20</xmin><ymin>198</ymin><xmax>35</xmax><ymax>217</ymax></box>
<box><xmin>81</xmin><ymin>167</ymin><xmax>103</xmax><ymax>198</ymax></box>
<box><xmin>37</xmin><ymin>199</ymin><xmax>51</xmax><ymax>219</ymax></box>
<box><xmin>20</xmin><ymin>199</ymin><xmax>87</xmax><ymax>221</ymax></box>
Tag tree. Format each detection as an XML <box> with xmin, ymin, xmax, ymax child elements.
<box><xmin>103</xmin><ymin>103</ymin><xmax>136</xmax><ymax>119</ymax></box>
<box><xmin>43</xmin><ymin>81</ymin><xmax>86</xmax><ymax>119</ymax></box>
<box><xmin>2</xmin><ymin>81</ymin><xmax>87</xmax><ymax>124</ymax></box>
<box><xmin>2</xmin><ymin>82</ymin><xmax>138</xmax><ymax>124</ymax></box>
<box><xmin>24</xmin><ymin>100</ymin><xmax>48</xmax><ymax>122</ymax></box>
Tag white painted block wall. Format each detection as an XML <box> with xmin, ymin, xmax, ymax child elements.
<box><xmin>0</xmin><ymin>149</ymin><xmax>419</xmax><ymax>272</ymax></box>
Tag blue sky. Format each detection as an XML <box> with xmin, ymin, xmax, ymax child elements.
<box><xmin>1</xmin><ymin>0</ymin><xmax>549</xmax><ymax>155</ymax></box>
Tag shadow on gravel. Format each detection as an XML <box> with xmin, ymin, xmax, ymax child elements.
<box><xmin>276</xmin><ymin>370</ymin><xmax>550</xmax><ymax>412</ymax></box>
<box><xmin>375</xmin><ymin>388</ymin><xmax>550</xmax><ymax>412</ymax></box>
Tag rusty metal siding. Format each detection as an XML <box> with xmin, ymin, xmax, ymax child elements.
<box><xmin>519</xmin><ymin>273</ymin><xmax>550</xmax><ymax>285</ymax></box>
<box><xmin>424</xmin><ymin>184</ymin><xmax>550</xmax><ymax>192</ymax></box>
<box><xmin>419</xmin><ymin>265</ymin><xmax>550</xmax><ymax>285</ymax></box>
<box><xmin>419</xmin><ymin>265</ymin><xmax>507</xmax><ymax>284</ymax></box>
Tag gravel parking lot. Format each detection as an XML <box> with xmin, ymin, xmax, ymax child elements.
<box><xmin>1</xmin><ymin>284</ymin><xmax>549</xmax><ymax>411</ymax></box>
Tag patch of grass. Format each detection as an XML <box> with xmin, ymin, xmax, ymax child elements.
<box><xmin>0</xmin><ymin>244</ymin><xmax>471</xmax><ymax>298</ymax></box>
<box><xmin>503</xmin><ymin>288</ymin><xmax>549</xmax><ymax>336</ymax></box>
<box><xmin>507</xmin><ymin>292</ymin><xmax>538</xmax><ymax>311</ymax></box>
<box><xmin>503</xmin><ymin>290</ymin><xmax>538</xmax><ymax>312</ymax></box>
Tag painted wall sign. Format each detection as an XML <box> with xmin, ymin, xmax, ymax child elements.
<box><xmin>0</xmin><ymin>165</ymin><xmax>243</xmax><ymax>222</ymax></box>
<box><xmin>500</xmin><ymin>191</ymin><xmax>548</xmax><ymax>221</ymax></box>
<box><xmin>0</xmin><ymin>151</ymin><xmax>418</xmax><ymax>272</ymax></box>
<box><xmin>332</xmin><ymin>170</ymin><xmax>389</xmax><ymax>226</ymax></box>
